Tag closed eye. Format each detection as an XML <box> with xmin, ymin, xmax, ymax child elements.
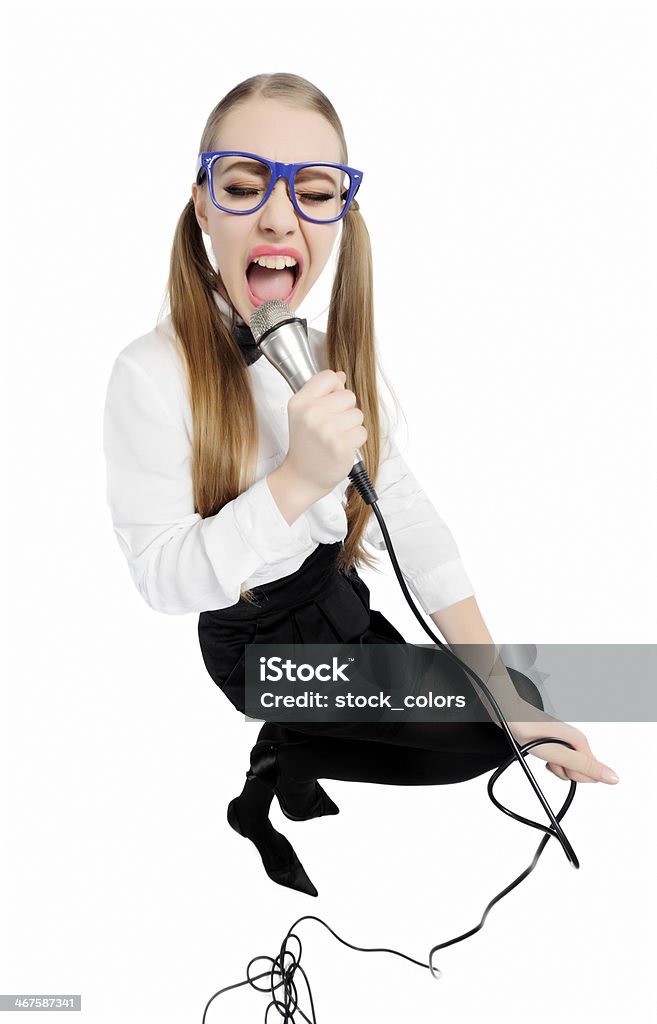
<box><xmin>297</xmin><ymin>191</ymin><xmax>335</xmax><ymax>204</ymax></box>
<box><xmin>224</xmin><ymin>186</ymin><xmax>262</xmax><ymax>197</ymax></box>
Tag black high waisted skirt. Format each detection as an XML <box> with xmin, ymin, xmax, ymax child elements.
<box><xmin>197</xmin><ymin>541</ymin><xmax>542</xmax><ymax>739</ymax></box>
<box><xmin>197</xmin><ymin>541</ymin><xmax>424</xmax><ymax>737</ymax></box>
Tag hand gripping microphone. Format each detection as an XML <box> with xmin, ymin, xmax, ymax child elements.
<box><xmin>249</xmin><ymin>299</ymin><xmax>379</xmax><ymax>506</ymax></box>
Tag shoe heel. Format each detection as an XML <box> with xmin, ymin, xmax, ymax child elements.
<box><xmin>277</xmin><ymin>782</ymin><xmax>340</xmax><ymax>821</ymax></box>
<box><xmin>227</xmin><ymin>797</ymin><xmax>244</xmax><ymax>836</ymax></box>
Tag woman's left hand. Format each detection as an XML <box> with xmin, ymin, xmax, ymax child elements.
<box><xmin>504</xmin><ymin>708</ymin><xmax>619</xmax><ymax>785</ymax></box>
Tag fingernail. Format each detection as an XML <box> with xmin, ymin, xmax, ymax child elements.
<box><xmin>601</xmin><ymin>768</ymin><xmax>619</xmax><ymax>783</ymax></box>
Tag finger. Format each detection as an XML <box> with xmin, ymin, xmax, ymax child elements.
<box><xmin>530</xmin><ymin>739</ymin><xmax>617</xmax><ymax>783</ymax></box>
<box><xmin>564</xmin><ymin>768</ymin><xmax>596</xmax><ymax>783</ymax></box>
<box><xmin>303</xmin><ymin>369</ymin><xmax>346</xmax><ymax>397</ymax></box>
<box><xmin>325</xmin><ymin>387</ymin><xmax>357</xmax><ymax>412</ymax></box>
<box><xmin>546</xmin><ymin>761</ymin><xmax>585</xmax><ymax>782</ymax></box>
<box><xmin>546</xmin><ymin>762</ymin><xmax>596</xmax><ymax>784</ymax></box>
<box><xmin>545</xmin><ymin>762</ymin><xmax>568</xmax><ymax>781</ymax></box>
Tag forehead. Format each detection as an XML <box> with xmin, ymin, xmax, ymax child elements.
<box><xmin>212</xmin><ymin>96</ymin><xmax>343</xmax><ymax>164</ymax></box>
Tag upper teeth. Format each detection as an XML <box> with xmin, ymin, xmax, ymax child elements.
<box><xmin>251</xmin><ymin>255</ymin><xmax>298</xmax><ymax>270</ymax></box>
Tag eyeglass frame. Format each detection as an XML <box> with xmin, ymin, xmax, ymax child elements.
<box><xmin>194</xmin><ymin>150</ymin><xmax>363</xmax><ymax>224</ymax></box>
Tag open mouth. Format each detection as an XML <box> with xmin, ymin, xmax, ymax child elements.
<box><xmin>245</xmin><ymin>258</ymin><xmax>302</xmax><ymax>307</ymax></box>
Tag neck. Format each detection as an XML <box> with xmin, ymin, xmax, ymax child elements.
<box><xmin>213</xmin><ymin>289</ymin><xmax>246</xmax><ymax>326</ymax></box>
<box><xmin>211</xmin><ymin>288</ymin><xmax>307</xmax><ymax>368</ymax></box>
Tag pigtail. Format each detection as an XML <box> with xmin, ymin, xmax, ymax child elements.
<box><xmin>166</xmin><ymin>197</ymin><xmax>262</xmax><ymax>604</ymax></box>
<box><xmin>327</xmin><ymin>202</ymin><xmax>387</xmax><ymax>578</ymax></box>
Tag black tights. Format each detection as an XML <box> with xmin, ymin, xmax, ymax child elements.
<box><xmin>255</xmin><ymin>718</ymin><xmax>513</xmax><ymax>790</ymax></box>
<box><xmin>232</xmin><ymin>669</ymin><xmax>543</xmax><ymax>857</ymax></box>
<box><xmin>232</xmin><ymin>718</ymin><xmax>513</xmax><ymax>865</ymax></box>
<box><xmin>229</xmin><ymin>679</ymin><xmax>546</xmax><ymax>899</ymax></box>
<box><xmin>251</xmin><ymin>666</ymin><xmax>543</xmax><ymax>791</ymax></box>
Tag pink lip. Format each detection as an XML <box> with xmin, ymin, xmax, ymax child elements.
<box><xmin>245</xmin><ymin>246</ymin><xmax>304</xmax><ymax>308</ymax></box>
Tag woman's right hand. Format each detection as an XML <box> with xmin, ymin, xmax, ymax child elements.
<box><xmin>283</xmin><ymin>369</ymin><xmax>367</xmax><ymax>497</ymax></box>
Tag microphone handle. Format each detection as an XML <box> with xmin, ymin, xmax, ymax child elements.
<box><xmin>349</xmin><ymin>451</ymin><xmax>378</xmax><ymax>506</ymax></box>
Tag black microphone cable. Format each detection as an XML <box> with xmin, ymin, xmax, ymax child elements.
<box><xmin>201</xmin><ymin>770</ymin><xmax>575</xmax><ymax>1023</ymax></box>
<box><xmin>201</xmin><ymin>479</ymin><xmax>580</xmax><ymax>1022</ymax></box>
<box><xmin>353</xmin><ymin>482</ymin><xmax>581</xmax><ymax>871</ymax></box>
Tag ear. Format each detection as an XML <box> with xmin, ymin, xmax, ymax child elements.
<box><xmin>191</xmin><ymin>182</ymin><xmax>209</xmax><ymax>234</ymax></box>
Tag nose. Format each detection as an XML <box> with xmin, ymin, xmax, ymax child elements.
<box><xmin>256</xmin><ymin>176</ymin><xmax>299</xmax><ymax>235</ymax></box>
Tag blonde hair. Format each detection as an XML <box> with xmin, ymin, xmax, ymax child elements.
<box><xmin>162</xmin><ymin>72</ymin><xmax>402</xmax><ymax>603</ymax></box>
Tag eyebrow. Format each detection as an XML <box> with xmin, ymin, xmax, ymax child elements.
<box><xmin>218</xmin><ymin>159</ymin><xmax>270</xmax><ymax>175</ymax></box>
<box><xmin>295</xmin><ymin>167</ymin><xmax>341</xmax><ymax>184</ymax></box>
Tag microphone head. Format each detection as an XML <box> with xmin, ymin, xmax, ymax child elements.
<box><xmin>249</xmin><ymin>299</ymin><xmax>296</xmax><ymax>343</ymax></box>
<box><xmin>248</xmin><ymin>299</ymin><xmax>318</xmax><ymax>392</ymax></box>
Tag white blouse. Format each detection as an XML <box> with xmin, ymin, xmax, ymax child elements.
<box><xmin>102</xmin><ymin>296</ymin><xmax>476</xmax><ymax>616</ymax></box>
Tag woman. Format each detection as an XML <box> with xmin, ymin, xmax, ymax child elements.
<box><xmin>103</xmin><ymin>72</ymin><xmax>619</xmax><ymax>898</ymax></box>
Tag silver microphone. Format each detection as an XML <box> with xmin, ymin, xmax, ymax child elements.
<box><xmin>249</xmin><ymin>299</ymin><xmax>366</xmax><ymax>473</ymax></box>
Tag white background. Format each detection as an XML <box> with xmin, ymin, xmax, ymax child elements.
<box><xmin>2</xmin><ymin>1</ymin><xmax>655</xmax><ymax>1022</ymax></box>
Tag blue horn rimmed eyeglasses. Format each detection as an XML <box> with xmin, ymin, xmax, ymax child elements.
<box><xmin>194</xmin><ymin>150</ymin><xmax>363</xmax><ymax>225</ymax></box>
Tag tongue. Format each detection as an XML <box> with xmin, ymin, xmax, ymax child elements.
<box><xmin>247</xmin><ymin>263</ymin><xmax>296</xmax><ymax>301</ymax></box>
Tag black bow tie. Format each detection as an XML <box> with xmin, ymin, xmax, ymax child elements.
<box><xmin>231</xmin><ymin>317</ymin><xmax>308</xmax><ymax>367</ymax></box>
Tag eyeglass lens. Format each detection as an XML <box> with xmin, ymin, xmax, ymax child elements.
<box><xmin>209</xmin><ymin>156</ymin><xmax>351</xmax><ymax>221</ymax></box>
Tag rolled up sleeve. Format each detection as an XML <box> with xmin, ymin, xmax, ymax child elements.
<box><xmin>103</xmin><ymin>353</ymin><xmax>313</xmax><ymax>615</ymax></box>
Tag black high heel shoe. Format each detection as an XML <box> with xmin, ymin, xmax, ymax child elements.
<box><xmin>247</xmin><ymin>740</ymin><xmax>340</xmax><ymax>822</ymax></box>
<box><xmin>226</xmin><ymin>793</ymin><xmax>318</xmax><ymax>897</ymax></box>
